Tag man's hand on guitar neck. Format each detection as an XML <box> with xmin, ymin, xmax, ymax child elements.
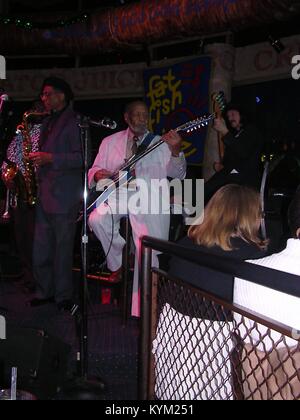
<box><xmin>213</xmin><ymin>117</ymin><xmax>229</xmax><ymax>137</ymax></box>
<box><xmin>94</xmin><ymin>169</ymin><xmax>114</xmax><ymax>183</ymax></box>
<box><xmin>162</xmin><ymin>130</ymin><xmax>183</xmax><ymax>157</ymax></box>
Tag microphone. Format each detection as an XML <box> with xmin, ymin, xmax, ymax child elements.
<box><xmin>88</xmin><ymin>117</ymin><xmax>117</xmax><ymax>130</ymax></box>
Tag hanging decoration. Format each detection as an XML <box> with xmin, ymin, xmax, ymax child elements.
<box><xmin>0</xmin><ymin>13</ymin><xmax>89</xmax><ymax>30</ymax></box>
<box><xmin>0</xmin><ymin>0</ymin><xmax>298</xmax><ymax>55</ymax></box>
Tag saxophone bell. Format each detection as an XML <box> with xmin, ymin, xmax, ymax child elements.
<box><xmin>3</xmin><ymin>109</ymin><xmax>48</xmax><ymax>207</ymax></box>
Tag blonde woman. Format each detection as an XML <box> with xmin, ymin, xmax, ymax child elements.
<box><xmin>169</xmin><ymin>184</ymin><xmax>267</xmax><ymax>295</ymax></box>
<box><xmin>153</xmin><ymin>184</ymin><xmax>268</xmax><ymax>400</ymax></box>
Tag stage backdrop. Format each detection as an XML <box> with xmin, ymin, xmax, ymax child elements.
<box><xmin>143</xmin><ymin>56</ymin><xmax>211</xmax><ymax>165</ymax></box>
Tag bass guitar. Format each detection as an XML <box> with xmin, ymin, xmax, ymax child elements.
<box><xmin>211</xmin><ymin>91</ymin><xmax>226</xmax><ymax>163</ymax></box>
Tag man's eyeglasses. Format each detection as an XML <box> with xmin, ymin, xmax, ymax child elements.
<box><xmin>40</xmin><ymin>91</ymin><xmax>57</xmax><ymax>99</ymax></box>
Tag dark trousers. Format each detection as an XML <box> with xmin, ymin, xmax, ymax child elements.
<box><xmin>13</xmin><ymin>201</ymin><xmax>35</xmax><ymax>284</ymax></box>
<box><xmin>33</xmin><ymin>203</ymin><xmax>78</xmax><ymax>303</ymax></box>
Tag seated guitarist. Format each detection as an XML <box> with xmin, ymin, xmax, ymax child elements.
<box><xmin>88</xmin><ymin>100</ymin><xmax>186</xmax><ymax>317</ymax></box>
<box><xmin>205</xmin><ymin>103</ymin><xmax>264</xmax><ymax>204</ymax></box>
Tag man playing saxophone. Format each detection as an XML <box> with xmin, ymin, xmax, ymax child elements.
<box><xmin>28</xmin><ymin>77</ymin><xmax>83</xmax><ymax>315</ymax></box>
<box><xmin>1</xmin><ymin>101</ymin><xmax>47</xmax><ymax>292</ymax></box>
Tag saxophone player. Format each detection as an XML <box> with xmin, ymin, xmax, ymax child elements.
<box><xmin>28</xmin><ymin>77</ymin><xmax>83</xmax><ymax>315</ymax></box>
<box><xmin>1</xmin><ymin>101</ymin><xmax>46</xmax><ymax>292</ymax></box>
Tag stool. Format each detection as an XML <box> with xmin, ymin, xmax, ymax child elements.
<box><xmin>76</xmin><ymin>218</ymin><xmax>134</xmax><ymax>324</ymax></box>
<box><xmin>120</xmin><ymin>216</ymin><xmax>134</xmax><ymax>325</ymax></box>
<box><xmin>96</xmin><ymin>216</ymin><xmax>134</xmax><ymax>323</ymax></box>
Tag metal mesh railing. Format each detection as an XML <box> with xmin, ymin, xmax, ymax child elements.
<box><xmin>149</xmin><ymin>271</ymin><xmax>300</xmax><ymax>400</ymax></box>
<box><xmin>139</xmin><ymin>237</ymin><xmax>300</xmax><ymax>401</ymax></box>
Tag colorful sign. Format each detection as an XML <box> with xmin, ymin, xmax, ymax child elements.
<box><xmin>144</xmin><ymin>57</ymin><xmax>211</xmax><ymax>165</ymax></box>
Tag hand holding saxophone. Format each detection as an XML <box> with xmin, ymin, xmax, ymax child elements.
<box><xmin>29</xmin><ymin>152</ymin><xmax>53</xmax><ymax>167</ymax></box>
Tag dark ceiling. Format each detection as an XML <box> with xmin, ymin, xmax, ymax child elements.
<box><xmin>3</xmin><ymin>0</ymin><xmax>300</xmax><ymax>47</ymax></box>
<box><xmin>1</xmin><ymin>0</ymin><xmax>300</xmax><ymax>70</ymax></box>
<box><xmin>2</xmin><ymin>0</ymin><xmax>138</xmax><ymax>13</ymax></box>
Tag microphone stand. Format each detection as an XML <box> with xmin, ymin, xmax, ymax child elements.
<box><xmin>62</xmin><ymin>116</ymin><xmax>105</xmax><ymax>399</ymax></box>
<box><xmin>0</xmin><ymin>102</ymin><xmax>11</xmax><ymax>314</ymax></box>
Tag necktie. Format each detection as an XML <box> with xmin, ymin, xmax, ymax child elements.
<box><xmin>131</xmin><ymin>136</ymin><xmax>139</xmax><ymax>156</ymax></box>
<box><xmin>128</xmin><ymin>136</ymin><xmax>139</xmax><ymax>181</ymax></box>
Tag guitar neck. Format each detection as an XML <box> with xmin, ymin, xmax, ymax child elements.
<box><xmin>215</xmin><ymin>110</ymin><xmax>224</xmax><ymax>161</ymax></box>
<box><xmin>218</xmin><ymin>133</ymin><xmax>225</xmax><ymax>161</ymax></box>
<box><xmin>118</xmin><ymin>137</ymin><xmax>164</xmax><ymax>173</ymax></box>
<box><xmin>118</xmin><ymin>112</ymin><xmax>215</xmax><ymax>173</ymax></box>
<box><xmin>211</xmin><ymin>91</ymin><xmax>227</xmax><ymax>162</ymax></box>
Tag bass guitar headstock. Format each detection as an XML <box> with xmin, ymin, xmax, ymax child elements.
<box><xmin>211</xmin><ymin>91</ymin><xmax>226</xmax><ymax>118</ymax></box>
<box><xmin>211</xmin><ymin>91</ymin><xmax>227</xmax><ymax>161</ymax></box>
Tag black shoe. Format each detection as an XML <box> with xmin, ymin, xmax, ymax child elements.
<box><xmin>29</xmin><ymin>297</ymin><xmax>55</xmax><ymax>307</ymax></box>
<box><xmin>57</xmin><ymin>300</ymin><xmax>79</xmax><ymax>316</ymax></box>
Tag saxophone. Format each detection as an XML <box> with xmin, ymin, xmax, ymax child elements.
<box><xmin>2</xmin><ymin>110</ymin><xmax>48</xmax><ymax>206</ymax></box>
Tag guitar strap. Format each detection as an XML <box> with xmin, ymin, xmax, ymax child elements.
<box><xmin>136</xmin><ymin>132</ymin><xmax>156</xmax><ymax>156</ymax></box>
<box><xmin>127</xmin><ymin>132</ymin><xmax>156</xmax><ymax>179</ymax></box>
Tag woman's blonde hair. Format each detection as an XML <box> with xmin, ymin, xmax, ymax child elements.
<box><xmin>188</xmin><ymin>184</ymin><xmax>267</xmax><ymax>251</ymax></box>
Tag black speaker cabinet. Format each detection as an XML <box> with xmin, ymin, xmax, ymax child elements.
<box><xmin>0</xmin><ymin>326</ymin><xmax>71</xmax><ymax>400</ymax></box>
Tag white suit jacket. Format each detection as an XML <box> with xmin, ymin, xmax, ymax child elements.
<box><xmin>88</xmin><ymin>128</ymin><xmax>186</xmax><ymax>210</ymax></box>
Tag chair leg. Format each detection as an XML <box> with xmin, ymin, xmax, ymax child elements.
<box><xmin>121</xmin><ymin>217</ymin><xmax>132</xmax><ymax>325</ymax></box>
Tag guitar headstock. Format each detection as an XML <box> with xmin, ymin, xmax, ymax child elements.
<box><xmin>177</xmin><ymin>115</ymin><xmax>213</xmax><ymax>134</ymax></box>
<box><xmin>211</xmin><ymin>91</ymin><xmax>226</xmax><ymax>117</ymax></box>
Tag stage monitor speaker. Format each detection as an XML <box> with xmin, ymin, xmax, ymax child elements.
<box><xmin>0</xmin><ymin>325</ymin><xmax>71</xmax><ymax>400</ymax></box>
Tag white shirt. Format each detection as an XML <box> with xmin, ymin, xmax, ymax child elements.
<box><xmin>234</xmin><ymin>239</ymin><xmax>300</xmax><ymax>350</ymax></box>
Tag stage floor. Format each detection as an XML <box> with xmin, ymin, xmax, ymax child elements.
<box><xmin>0</xmin><ymin>263</ymin><xmax>139</xmax><ymax>400</ymax></box>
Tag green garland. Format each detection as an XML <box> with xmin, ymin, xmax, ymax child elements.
<box><xmin>0</xmin><ymin>13</ymin><xmax>89</xmax><ymax>30</ymax></box>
